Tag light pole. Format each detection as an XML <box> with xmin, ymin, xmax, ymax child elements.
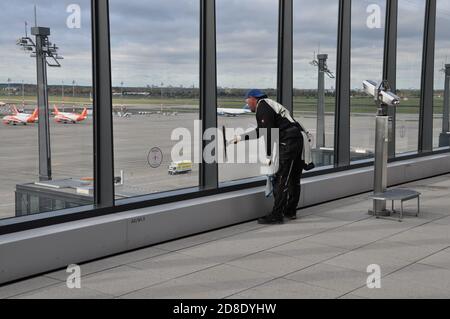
<box><xmin>22</xmin><ymin>80</ymin><xmax>25</xmax><ymax>107</ymax></box>
<box><xmin>161</xmin><ymin>82</ymin><xmax>164</xmax><ymax>114</ymax></box>
<box><xmin>7</xmin><ymin>78</ymin><xmax>11</xmax><ymax>98</ymax></box>
<box><xmin>17</xmin><ymin>24</ymin><xmax>63</xmax><ymax>181</ymax></box>
<box><xmin>62</xmin><ymin>80</ymin><xmax>65</xmax><ymax>110</ymax></box>
<box><xmin>72</xmin><ymin>80</ymin><xmax>76</xmax><ymax>108</ymax></box>
<box><xmin>439</xmin><ymin>64</ymin><xmax>450</xmax><ymax>147</ymax></box>
<box><xmin>120</xmin><ymin>81</ymin><xmax>124</xmax><ymax>110</ymax></box>
<box><xmin>310</xmin><ymin>53</ymin><xmax>335</xmax><ymax>149</ymax></box>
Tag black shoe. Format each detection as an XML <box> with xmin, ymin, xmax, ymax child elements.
<box><xmin>284</xmin><ymin>214</ymin><xmax>297</xmax><ymax>220</ymax></box>
<box><xmin>258</xmin><ymin>215</ymin><xmax>284</xmax><ymax>225</ymax></box>
<box><xmin>284</xmin><ymin>211</ymin><xmax>298</xmax><ymax>220</ymax></box>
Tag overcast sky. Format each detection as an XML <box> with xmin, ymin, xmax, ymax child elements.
<box><xmin>0</xmin><ymin>0</ymin><xmax>449</xmax><ymax>90</ymax></box>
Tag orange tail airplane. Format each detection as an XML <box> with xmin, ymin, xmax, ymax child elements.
<box><xmin>2</xmin><ymin>106</ymin><xmax>38</xmax><ymax>125</ymax></box>
<box><xmin>54</xmin><ymin>105</ymin><xmax>88</xmax><ymax>124</ymax></box>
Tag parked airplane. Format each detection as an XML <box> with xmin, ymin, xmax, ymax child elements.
<box><xmin>217</xmin><ymin>105</ymin><xmax>252</xmax><ymax>117</ymax></box>
<box><xmin>2</xmin><ymin>106</ymin><xmax>38</xmax><ymax>126</ymax></box>
<box><xmin>54</xmin><ymin>105</ymin><xmax>88</xmax><ymax>124</ymax></box>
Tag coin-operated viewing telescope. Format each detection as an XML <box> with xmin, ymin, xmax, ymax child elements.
<box><xmin>363</xmin><ymin>80</ymin><xmax>400</xmax><ymax>216</ymax></box>
<box><xmin>363</xmin><ymin>80</ymin><xmax>400</xmax><ymax>111</ymax></box>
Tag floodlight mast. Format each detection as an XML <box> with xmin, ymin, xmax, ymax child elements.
<box><xmin>311</xmin><ymin>53</ymin><xmax>335</xmax><ymax>149</ymax></box>
<box><xmin>17</xmin><ymin>23</ymin><xmax>63</xmax><ymax>182</ymax></box>
<box><xmin>439</xmin><ymin>64</ymin><xmax>450</xmax><ymax>147</ymax></box>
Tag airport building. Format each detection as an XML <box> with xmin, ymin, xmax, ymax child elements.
<box><xmin>1</xmin><ymin>0</ymin><xmax>450</xmax><ymax>299</ymax></box>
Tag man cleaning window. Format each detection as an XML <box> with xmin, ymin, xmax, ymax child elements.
<box><xmin>228</xmin><ymin>89</ymin><xmax>314</xmax><ymax>225</ymax></box>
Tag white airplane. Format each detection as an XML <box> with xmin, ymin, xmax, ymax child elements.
<box><xmin>217</xmin><ymin>105</ymin><xmax>252</xmax><ymax>117</ymax></box>
<box><xmin>2</xmin><ymin>105</ymin><xmax>38</xmax><ymax>126</ymax></box>
<box><xmin>53</xmin><ymin>105</ymin><xmax>88</xmax><ymax>124</ymax></box>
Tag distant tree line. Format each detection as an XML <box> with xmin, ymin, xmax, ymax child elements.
<box><xmin>0</xmin><ymin>83</ymin><xmax>434</xmax><ymax>99</ymax></box>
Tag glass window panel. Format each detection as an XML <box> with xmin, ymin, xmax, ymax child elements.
<box><xmin>293</xmin><ymin>0</ymin><xmax>338</xmax><ymax>168</ymax></box>
<box><xmin>0</xmin><ymin>1</ymin><xmax>94</xmax><ymax>221</ymax></box>
<box><xmin>110</xmin><ymin>0</ymin><xmax>200</xmax><ymax>201</ymax></box>
<box><xmin>217</xmin><ymin>0</ymin><xmax>279</xmax><ymax>183</ymax></box>
<box><xmin>433</xmin><ymin>0</ymin><xmax>450</xmax><ymax>150</ymax></box>
<box><xmin>350</xmin><ymin>0</ymin><xmax>386</xmax><ymax>162</ymax></box>
<box><xmin>396</xmin><ymin>0</ymin><xmax>426</xmax><ymax>155</ymax></box>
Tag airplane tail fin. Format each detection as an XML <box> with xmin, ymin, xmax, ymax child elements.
<box><xmin>79</xmin><ymin>107</ymin><xmax>88</xmax><ymax>121</ymax></box>
<box><xmin>53</xmin><ymin>105</ymin><xmax>60</xmax><ymax>115</ymax></box>
<box><xmin>12</xmin><ymin>105</ymin><xmax>19</xmax><ymax>115</ymax></box>
<box><xmin>30</xmin><ymin>108</ymin><xmax>39</xmax><ymax>121</ymax></box>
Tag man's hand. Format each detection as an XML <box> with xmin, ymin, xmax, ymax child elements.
<box><xmin>226</xmin><ymin>135</ymin><xmax>242</xmax><ymax>146</ymax></box>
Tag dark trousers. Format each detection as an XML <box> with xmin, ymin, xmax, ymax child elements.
<box><xmin>272</xmin><ymin>142</ymin><xmax>304</xmax><ymax>218</ymax></box>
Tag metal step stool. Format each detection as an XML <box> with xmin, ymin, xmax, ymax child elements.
<box><xmin>369</xmin><ymin>188</ymin><xmax>421</xmax><ymax>222</ymax></box>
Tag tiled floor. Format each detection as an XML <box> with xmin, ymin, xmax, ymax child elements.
<box><xmin>1</xmin><ymin>174</ymin><xmax>450</xmax><ymax>299</ymax></box>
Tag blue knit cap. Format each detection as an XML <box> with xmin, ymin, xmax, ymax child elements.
<box><xmin>245</xmin><ymin>89</ymin><xmax>266</xmax><ymax>99</ymax></box>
